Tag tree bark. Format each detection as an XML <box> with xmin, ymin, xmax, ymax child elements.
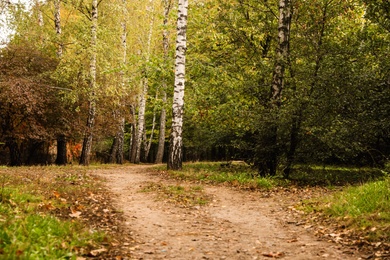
<box><xmin>79</xmin><ymin>0</ymin><xmax>98</xmax><ymax>166</ymax></box>
<box><xmin>155</xmin><ymin>0</ymin><xmax>171</xmax><ymax>164</ymax></box>
<box><xmin>109</xmin><ymin>134</ymin><xmax>119</xmax><ymax>163</ymax></box>
<box><xmin>113</xmin><ymin>0</ymin><xmax>127</xmax><ymax>164</ymax></box>
<box><xmin>168</xmin><ymin>0</ymin><xmax>188</xmax><ymax>170</ymax></box>
<box><xmin>129</xmin><ymin>104</ymin><xmax>138</xmax><ymax>163</ymax></box>
<box><xmin>116</xmin><ymin>117</ymin><xmax>125</xmax><ymax>164</ymax></box>
<box><xmin>262</xmin><ymin>0</ymin><xmax>292</xmax><ymax>176</ymax></box>
<box><xmin>54</xmin><ymin>0</ymin><xmax>63</xmax><ymax>58</ymax></box>
<box><xmin>144</xmin><ymin>95</ymin><xmax>157</xmax><ymax>162</ymax></box>
<box><xmin>54</xmin><ymin>0</ymin><xmax>67</xmax><ymax>165</ymax></box>
<box><xmin>135</xmin><ymin>0</ymin><xmax>155</xmax><ymax>164</ymax></box>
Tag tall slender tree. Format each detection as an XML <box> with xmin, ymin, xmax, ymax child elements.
<box><xmin>79</xmin><ymin>0</ymin><xmax>98</xmax><ymax>166</ymax></box>
<box><xmin>53</xmin><ymin>0</ymin><xmax>68</xmax><ymax>166</ymax></box>
<box><xmin>155</xmin><ymin>0</ymin><xmax>172</xmax><ymax>164</ymax></box>
<box><xmin>168</xmin><ymin>0</ymin><xmax>188</xmax><ymax>170</ymax></box>
<box><xmin>135</xmin><ymin>0</ymin><xmax>155</xmax><ymax>163</ymax></box>
<box><xmin>109</xmin><ymin>0</ymin><xmax>127</xmax><ymax>164</ymax></box>
<box><xmin>260</xmin><ymin>0</ymin><xmax>292</xmax><ymax>176</ymax></box>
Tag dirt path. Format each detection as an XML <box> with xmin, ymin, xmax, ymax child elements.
<box><xmin>95</xmin><ymin>165</ymin><xmax>361</xmax><ymax>260</ymax></box>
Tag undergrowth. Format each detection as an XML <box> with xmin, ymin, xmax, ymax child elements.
<box><xmin>303</xmin><ymin>177</ymin><xmax>390</xmax><ymax>242</ymax></box>
<box><xmin>0</xmin><ymin>166</ymin><xmax>107</xmax><ymax>259</ymax></box>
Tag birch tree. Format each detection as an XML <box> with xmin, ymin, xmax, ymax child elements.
<box><xmin>135</xmin><ymin>0</ymin><xmax>155</xmax><ymax>163</ymax></box>
<box><xmin>155</xmin><ymin>0</ymin><xmax>172</xmax><ymax>164</ymax></box>
<box><xmin>109</xmin><ymin>0</ymin><xmax>127</xmax><ymax>164</ymax></box>
<box><xmin>168</xmin><ymin>0</ymin><xmax>187</xmax><ymax>170</ymax></box>
<box><xmin>260</xmin><ymin>0</ymin><xmax>292</xmax><ymax>176</ymax></box>
<box><xmin>53</xmin><ymin>0</ymin><xmax>68</xmax><ymax>165</ymax></box>
<box><xmin>79</xmin><ymin>0</ymin><xmax>98</xmax><ymax>166</ymax></box>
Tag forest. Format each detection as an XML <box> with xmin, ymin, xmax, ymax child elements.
<box><xmin>0</xmin><ymin>0</ymin><xmax>389</xmax><ymax>175</ymax></box>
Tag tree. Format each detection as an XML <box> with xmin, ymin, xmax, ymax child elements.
<box><xmin>79</xmin><ymin>0</ymin><xmax>98</xmax><ymax>166</ymax></box>
<box><xmin>53</xmin><ymin>0</ymin><xmax>68</xmax><ymax>166</ymax></box>
<box><xmin>168</xmin><ymin>0</ymin><xmax>188</xmax><ymax>170</ymax></box>
<box><xmin>155</xmin><ymin>0</ymin><xmax>172</xmax><ymax>164</ymax></box>
<box><xmin>0</xmin><ymin>44</ymin><xmax>58</xmax><ymax>165</ymax></box>
<box><xmin>109</xmin><ymin>0</ymin><xmax>127</xmax><ymax>165</ymax></box>
<box><xmin>256</xmin><ymin>0</ymin><xmax>292</xmax><ymax>176</ymax></box>
<box><xmin>134</xmin><ymin>0</ymin><xmax>156</xmax><ymax>163</ymax></box>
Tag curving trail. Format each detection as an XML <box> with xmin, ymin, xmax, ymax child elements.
<box><xmin>95</xmin><ymin>165</ymin><xmax>361</xmax><ymax>260</ymax></box>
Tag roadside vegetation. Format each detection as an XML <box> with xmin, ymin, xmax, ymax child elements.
<box><xmin>0</xmin><ymin>166</ymin><xmax>131</xmax><ymax>259</ymax></box>
<box><xmin>301</xmin><ymin>176</ymin><xmax>389</xmax><ymax>254</ymax></box>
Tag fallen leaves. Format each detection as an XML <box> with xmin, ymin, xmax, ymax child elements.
<box><xmin>89</xmin><ymin>247</ymin><xmax>108</xmax><ymax>256</ymax></box>
<box><xmin>262</xmin><ymin>251</ymin><xmax>285</xmax><ymax>258</ymax></box>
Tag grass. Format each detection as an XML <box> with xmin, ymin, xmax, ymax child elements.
<box><xmin>157</xmin><ymin>162</ymin><xmax>387</xmax><ymax>189</ymax></box>
<box><xmin>303</xmin><ymin>177</ymin><xmax>390</xmax><ymax>242</ymax></box>
<box><xmin>0</xmin><ymin>166</ymin><xmax>108</xmax><ymax>259</ymax></box>
<box><xmin>156</xmin><ymin>161</ymin><xmax>281</xmax><ymax>190</ymax></box>
<box><xmin>289</xmin><ymin>165</ymin><xmax>386</xmax><ymax>186</ymax></box>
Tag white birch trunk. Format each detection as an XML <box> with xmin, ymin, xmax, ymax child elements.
<box><xmin>262</xmin><ymin>0</ymin><xmax>292</xmax><ymax>176</ymax></box>
<box><xmin>271</xmin><ymin>0</ymin><xmax>292</xmax><ymax>106</ymax></box>
<box><xmin>168</xmin><ymin>0</ymin><xmax>188</xmax><ymax>170</ymax></box>
<box><xmin>155</xmin><ymin>0</ymin><xmax>172</xmax><ymax>164</ymax></box>
<box><xmin>53</xmin><ymin>0</ymin><xmax>67</xmax><ymax>165</ymax></box>
<box><xmin>80</xmin><ymin>0</ymin><xmax>98</xmax><ymax>166</ymax></box>
<box><xmin>114</xmin><ymin>0</ymin><xmax>127</xmax><ymax>164</ymax></box>
<box><xmin>54</xmin><ymin>0</ymin><xmax>63</xmax><ymax>58</ymax></box>
<box><xmin>144</xmin><ymin>92</ymin><xmax>158</xmax><ymax>161</ymax></box>
<box><xmin>135</xmin><ymin>0</ymin><xmax>155</xmax><ymax>163</ymax></box>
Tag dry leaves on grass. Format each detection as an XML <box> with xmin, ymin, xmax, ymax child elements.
<box><xmin>287</xmin><ymin>204</ymin><xmax>390</xmax><ymax>258</ymax></box>
<box><xmin>45</xmin><ymin>172</ymin><xmax>136</xmax><ymax>259</ymax></box>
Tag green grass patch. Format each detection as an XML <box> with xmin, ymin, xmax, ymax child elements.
<box><xmin>304</xmin><ymin>177</ymin><xmax>390</xmax><ymax>241</ymax></box>
<box><xmin>156</xmin><ymin>162</ymin><xmax>282</xmax><ymax>190</ymax></box>
<box><xmin>0</xmin><ymin>166</ymin><xmax>108</xmax><ymax>259</ymax></box>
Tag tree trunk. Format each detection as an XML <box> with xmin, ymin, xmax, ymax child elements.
<box><xmin>168</xmin><ymin>0</ymin><xmax>188</xmax><ymax>170</ymax></box>
<box><xmin>135</xmin><ymin>0</ymin><xmax>155</xmax><ymax>164</ymax></box>
<box><xmin>283</xmin><ymin>2</ymin><xmax>327</xmax><ymax>178</ymax></box>
<box><xmin>135</xmin><ymin>78</ymin><xmax>147</xmax><ymax>163</ymax></box>
<box><xmin>129</xmin><ymin>105</ymin><xmax>138</xmax><ymax>163</ymax></box>
<box><xmin>54</xmin><ymin>0</ymin><xmax>67</xmax><ymax>165</ymax></box>
<box><xmin>115</xmin><ymin>0</ymin><xmax>127</xmax><ymax>164</ymax></box>
<box><xmin>109</xmin><ymin>135</ymin><xmax>119</xmax><ymax>163</ymax></box>
<box><xmin>54</xmin><ymin>0</ymin><xmax>63</xmax><ymax>58</ymax></box>
<box><xmin>144</xmin><ymin>92</ymin><xmax>158</xmax><ymax>161</ymax></box>
<box><xmin>155</xmin><ymin>0</ymin><xmax>171</xmax><ymax>164</ymax></box>
<box><xmin>55</xmin><ymin>134</ymin><xmax>67</xmax><ymax>165</ymax></box>
<box><xmin>116</xmin><ymin>117</ymin><xmax>125</xmax><ymax>164</ymax></box>
<box><xmin>79</xmin><ymin>0</ymin><xmax>98</xmax><ymax>166</ymax></box>
<box><xmin>6</xmin><ymin>138</ymin><xmax>22</xmax><ymax>166</ymax></box>
<box><xmin>263</xmin><ymin>0</ymin><xmax>292</xmax><ymax>176</ymax></box>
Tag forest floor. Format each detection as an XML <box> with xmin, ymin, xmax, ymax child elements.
<box><xmin>92</xmin><ymin>164</ymin><xmax>368</xmax><ymax>260</ymax></box>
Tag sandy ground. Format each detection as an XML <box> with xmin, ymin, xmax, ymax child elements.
<box><xmin>94</xmin><ymin>165</ymin><xmax>362</xmax><ymax>260</ymax></box>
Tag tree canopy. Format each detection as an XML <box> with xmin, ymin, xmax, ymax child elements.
<box><xmin>0</xmin><ymin>0</ymin><xmax>388</xmax><ymax>173</ymax></box>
